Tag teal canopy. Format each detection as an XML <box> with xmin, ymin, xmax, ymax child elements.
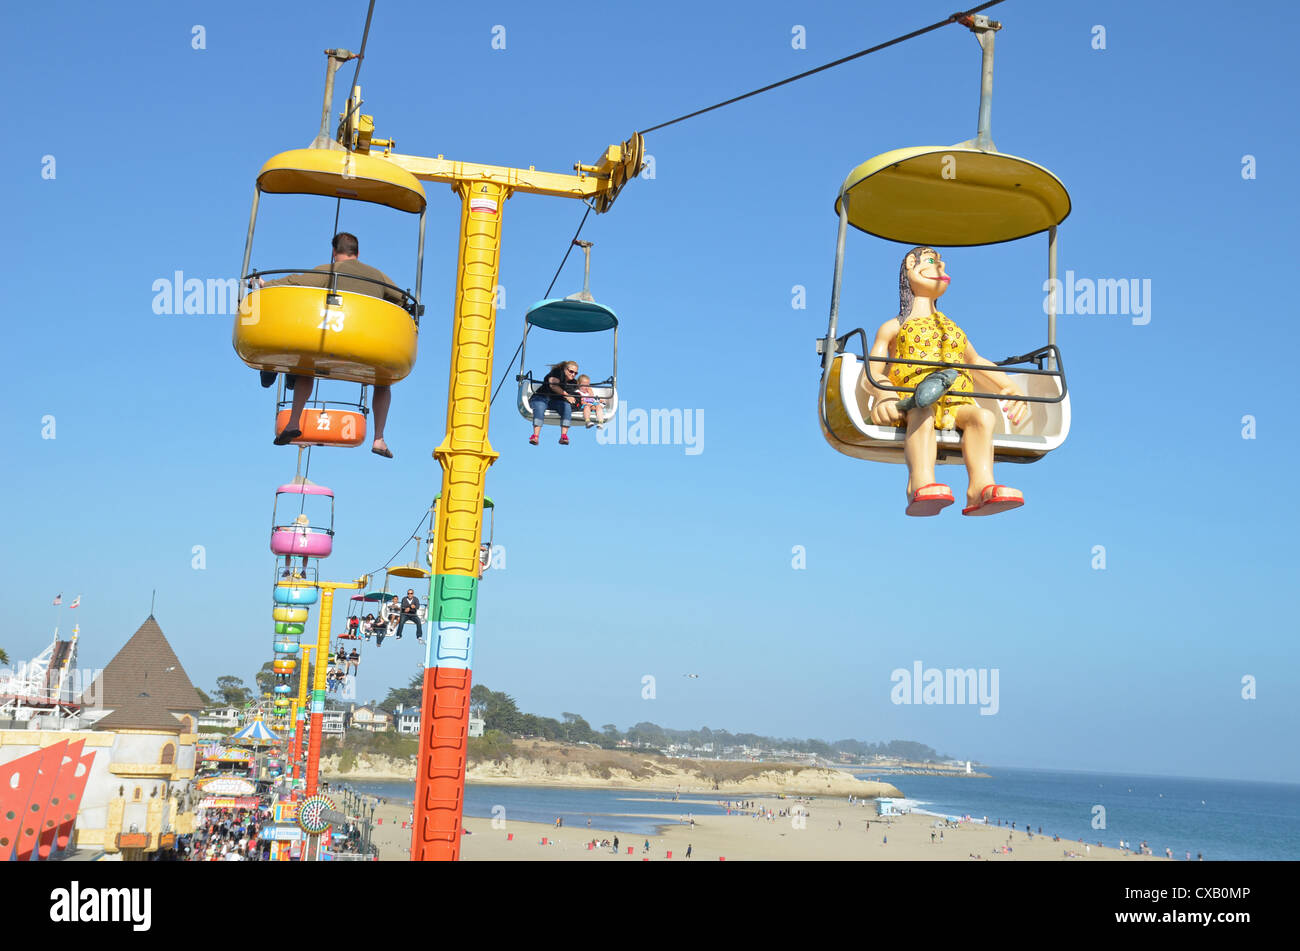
<box><xmin>525</xmin><ymin>298</ymin><xmax>618</xmax><ymax>332</ymax></box>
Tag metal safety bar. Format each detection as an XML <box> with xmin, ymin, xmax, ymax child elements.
<box><xmin>515</xmin><ymin>370</ymin><xmax>615</xmax><ymax>388</ymax></box>
<box><xmin>833</xmin><ymin>327</ymin><xmax>1068</xmax><ymax>404</ymax></box>
<box><xmin>246</xmin><ymin>268</ymin><xmax>423</xmax><ymax>321</ymax></box>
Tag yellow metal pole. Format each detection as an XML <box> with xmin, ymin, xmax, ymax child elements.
<box><xmin>290</xmin><ymin>643</ymin><xmax>314</xmax><ymax>794</ymax></box>
<box><xmin>410</xmin><ymin>180</ymin><xmax>506</xmax><ymax>862</ymax></box>
<box><xmin>305</xmin><ymin>578</ymin><xmax>366</xmax><ymax>798</ymax></box>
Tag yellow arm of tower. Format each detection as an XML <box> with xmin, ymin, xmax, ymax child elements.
<box><xmin>386</xmin><ymin>134</ymin><xmax>642</xmax><ymax>210</ymax></box>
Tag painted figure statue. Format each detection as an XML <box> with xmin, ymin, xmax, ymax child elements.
<box><xmin>860</xmin><ymin>247</ymin><xmax>1028</xmax><ymax>517</ymax></box>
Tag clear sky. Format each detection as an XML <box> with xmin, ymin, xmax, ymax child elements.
<box><xmin>3</xmin><ymin>1</ymin><xmax>1296</xmax><ymax>783</ymax></box>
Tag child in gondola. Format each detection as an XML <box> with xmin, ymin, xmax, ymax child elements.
<box><xmin>576</xmin><ymin>374</ymin><xmax>606</xmax><ymax>428</ymax></box>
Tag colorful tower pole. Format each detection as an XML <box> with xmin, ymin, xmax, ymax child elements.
<box><xmin>290</xmin><ymin>643</ymin><xmax>314</xmax><ymax>795</ymax></box>
<box><xmin>376</xmin><ymin>125</ymin><xmax>642</xmax><ymax>862</ymax></box>
<box><xmin>410</xmin><ymin>182</ymin><xmax>505</xmax><ymax>861</ymax></box>
<box><xmin>304</xmin><ymin>578</ymin><xmax>366</xmax><ymax>798</ymax></box>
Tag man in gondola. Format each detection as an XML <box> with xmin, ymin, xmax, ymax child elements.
<box><xmin>259</xmin><ymin>232</ymin><xmax>402</xmax><ymax>458</ymax></box>
<box><xmin>395</xmin><ymin>588</ymin><xmax>424</xmax><ymax>643</ymax></box>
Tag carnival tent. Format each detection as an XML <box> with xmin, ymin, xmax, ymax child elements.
<box><xmin>230</xmin><ymin>718</ymin><xmax>282</xmax><ymax>745</ymax></box>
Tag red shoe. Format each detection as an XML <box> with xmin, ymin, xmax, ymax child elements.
<box><xmin>529</xmin><ymin>433</ymin><xmax>539</xmax><ymax>445</ymax></box>
<box><xmin>905</xmin><ymin>483</ymin><xmax>954</xmax><ymax>517</ymax></box>
<box><xmin>962</xmin><ymin>484</ymin><xmax>1024</xmax><ymax>516</ymax></box>
<box><xmin>559</xmin><ymin>433</ymin><xmax>570</xmax><ymax>445</ymax></box>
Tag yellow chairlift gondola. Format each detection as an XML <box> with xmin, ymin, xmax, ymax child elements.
<box><xmin>818</xmin><ymin>14</ymin><xmax>1071</xmax><ymax>470</ymax></box>
<box><xmin>516</xmin><ymin>241</ymin><xmax>619</xmax><ymax>429</ymax></box>
<box><xmin>232</xmin><ymin>54</ymin><xmax>427</xmax><ymax>447</ymax></box>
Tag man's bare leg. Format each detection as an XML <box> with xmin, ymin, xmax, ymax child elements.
<box><xmin>276</xmin><ymin>375</ymin><xmax>311</xmax><ymax>441</ymax></box>
<box><xmin>372</xmin><ymin>384</ymin><xmax>392</xmax><ymax>454</ymax></box>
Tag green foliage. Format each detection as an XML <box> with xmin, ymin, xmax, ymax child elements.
<box><xmin>338</xmin><ymin>749</ymin><xmax>357</xmax><ymax>773</ymax></box>
<box><xmin>381</xmin><ymin>669</ymin><xmax>424</xmax><ymax>712</ymax></box>
<box><xmin>213</xmin><ymin>675</ymin><xmax>252</xmax><ymax>707</ymax></box>
<box><xmin>466</xmin><ymin>730</ymin><xmax>515</xmax><ymax>763</ymax></box>
<box><xmin>195</xmin><ymin>686</ymin><xmax>213</xmax><ymax>706</ymax></box>
<box><xmin>0</xmin><ymin>647</ymin><xmax>8</xmax><ymax>665</ymax></box>
<box><xmin>451</xmin><ymin>682</ymin><xmax>949</xmax><ymax>764</ymax></box>
<box><xmin>479</xmin><ymin>688</ymin><xmax>522</xmax><ymax>733</ymax></box>
<box><xmin>253</xmin><ymin>660</ymin><xmax>276</xmax><ymax>696</ymax></box>
<box><xmin>328</xmin><ymin>728</ymin><xmax>418</xmax><ymax>760</ymax></box>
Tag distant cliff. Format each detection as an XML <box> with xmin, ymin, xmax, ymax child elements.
<box><xmin>324</xmin><ymin>739</ymin><xmax>903</xmax><ymax>797</ymax></box>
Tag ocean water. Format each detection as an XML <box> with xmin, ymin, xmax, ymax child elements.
<box><xmin>330</xmin><ymin>779</ymin><xmax>740</xmax><ymax>836</ymax></box>
<box><xmin>854</xmin><ymin>766</ymin><xmax>1300</xmax><ymax>861</ymax></box>
<box><xmin>332</xmin><ymin>767</ymin><xmax>1300</xmax><ymax>859</ymax></box>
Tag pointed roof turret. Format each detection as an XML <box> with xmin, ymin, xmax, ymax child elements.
<box><xmin>80</xmin><ymin>615</ymin><xmax>204</xmax><ymax>714</ymax></box>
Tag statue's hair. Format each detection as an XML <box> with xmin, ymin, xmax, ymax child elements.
<box><xmin>898</xmin><ymin>246</ymin><xmax>937</xmax><ymax>319</ymax></box>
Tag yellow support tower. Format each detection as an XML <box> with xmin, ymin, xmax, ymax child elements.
<box><xmin>380</xmin><ymin>124</ymin><xmax>642</xmax><ymax>863</ymax></box>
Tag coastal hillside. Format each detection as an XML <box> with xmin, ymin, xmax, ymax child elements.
<box><xmin>323</xmin><ymin>738</ymin><xmax>903</xmax><ymax>797</ymax></box>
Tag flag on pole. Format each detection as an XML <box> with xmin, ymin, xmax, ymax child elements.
<box><xmin>52</xmin><ymin>593</ymin><xmax>62</xmax><ymax>605</ymax></box>
<box><xmin>69</xmin><ymin>596</ymin><xmax>80</xmax><ymax>609</ymax></box>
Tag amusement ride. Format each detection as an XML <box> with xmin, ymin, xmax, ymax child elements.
<box><xmin>229</xmin><ymin>0</ymin><xmax>1058</xmax><ymax>860</ymax></box>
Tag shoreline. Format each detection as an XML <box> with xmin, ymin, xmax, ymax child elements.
<box><xmin>323</xmin><ymin>772</ymin><xmax>904</xmax><ymax>798</ymax></box>
<box><xmin>363</xmin><ymin>793</ymin><xmax>1163</xmax><ymax>862</ymax></box>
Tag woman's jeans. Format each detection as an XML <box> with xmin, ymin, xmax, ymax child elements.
<box><xmin>530</xmin><ymin>394</ymin><xmax>572</xmax><ymax>426</ymax></box>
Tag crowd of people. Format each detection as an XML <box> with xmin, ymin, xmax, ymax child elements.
<box><xmin>176</xmin><ymin>806</ymin><xmax>271</xmax><ymax>861</ymax></box>
<box><xmin>343</xmin><ymin>588</ymin><xmax>424</xmax><ymax>649</ymax></box>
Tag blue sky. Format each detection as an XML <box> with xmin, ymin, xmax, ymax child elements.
<box><xmin>3</xmin><ymin>1</ymin><xmax>1296</xmax><ymax>783</ymax></box>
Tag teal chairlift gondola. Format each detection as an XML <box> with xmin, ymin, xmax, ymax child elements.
<box><xmin>516</xmin><ymin>241</ymin><xmax>619</xmax><ymax>427</ymax></box>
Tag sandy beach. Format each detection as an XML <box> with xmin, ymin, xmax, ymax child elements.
<box><xmin>363</xmin><ymin>791</ymin><xmax>1164</xmax><ymax>862</ymax></box>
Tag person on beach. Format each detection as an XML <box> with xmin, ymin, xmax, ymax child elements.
<box><xmin>686</xmin><ymin>843</ymin><xmax>692</xmax><ymax>859</ymax></box>
<box><xmin>575</xmin><ymin>374</ymin><xmax>607</xmax><ymax>428</ymax></box>
<box><xmin>528</xmin><ymin>360</ymin><xmax>580</xmax><ymax>445</ymax></box>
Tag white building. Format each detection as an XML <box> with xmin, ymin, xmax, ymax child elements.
<box><xmin>348</xmin><ymin>704</ymin><xmax>391</xmax><ymax>732</ymax></box>
<box><xmin>392</xmin><ymin>704</ymin><xmax>420</xmax><ymax>735</ymax></box>
<box><xmin>197</xmin><ymin>707</ymin><xmax>241</xmax><ymax>730</ymax></box>
<box><xmin>322</xmin><ymin>710</ymin><xmax>345</xmax><ymax>735</ymax></box>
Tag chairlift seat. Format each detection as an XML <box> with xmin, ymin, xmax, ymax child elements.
<box><xmin>271</xmin><ymin>525</ymin><xmax>334</xmax><ymax>559</ymax></box>
<box><xmin>517</xmin><ymin>377</ymin><xmax>618</xmax><ymax>427</ymax></box>
<box><xmin>273</xmin><ymin>584</ymin><xmax>319</xmax><ymax>606</ymax></box>
<box><xmin>821</xmin><ymin>352</ymin><xmax>1070</xmax><ymax>464</ymax></box>
<box><xmin>236</xmin><ymin>286</ymin><xmax>417</xmax><ymax>386</ymax></box>
<box><xmin>516</xmin><ymin>296</ymin><xmax>620</xmax><ymax>427</ymax></box>
<box><xmin>273</xmin><ymin>407</ymin><xmax>367</xmax><ymax>448</ymax></box>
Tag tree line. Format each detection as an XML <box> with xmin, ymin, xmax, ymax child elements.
<box><xmin>383</xmin><ymin>675</ymin><xmax>945</xmax><ymax>761</ymax></box>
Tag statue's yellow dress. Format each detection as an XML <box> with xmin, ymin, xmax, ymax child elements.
<box><xmin>889</xmin><ymin>311</ymin><xmax>974</xmax><ymax>430</ymax></box>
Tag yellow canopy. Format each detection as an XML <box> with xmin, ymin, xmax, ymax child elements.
<box><xmin>835</xmin><ymin>146</ymin><xmax>1070</xmax><ymax>247</ymax></box>
<box><xmin>257</xmin><ymin>148</ymin><xmax>427</xmax><ymax>214</ymax></box>
<box><xmin>387</xmin><ymin>561</ymin><xmax>429</xmax><ymax>579</ymax></box>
